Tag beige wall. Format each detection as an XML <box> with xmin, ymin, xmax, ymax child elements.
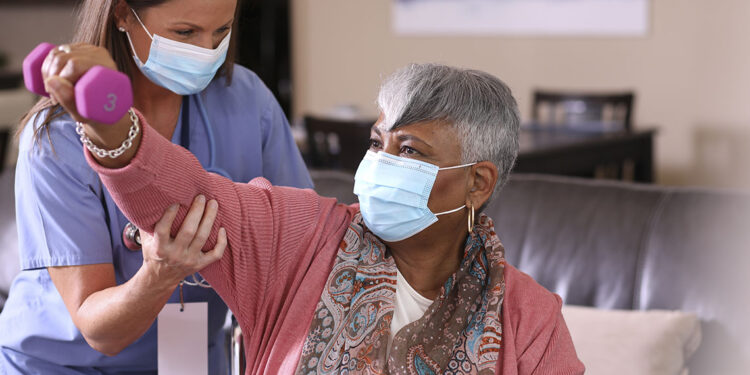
<box><xmin>292</xmin><ymin>0</ymin><xmax>750</xmax><ymax>188</ymax></box>
<box><xmin>2</xmin><ymin>2</ymin><xmax>748</xmax><ymax>188</ymax></box>
<box><xmin>0</xmin><ymin>5</ymin><xmax>76</xmax><ymax>71</ymax></box>
<box><xmin>0</xmin><ymin>4</ymin><xmax>76</xmax><ymax>167</ymax></box>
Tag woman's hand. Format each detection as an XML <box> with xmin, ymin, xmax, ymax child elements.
<box><xmin>140</xmin><ymin>194</ymin><xmax>228</xmax><ymax>289</ymax></box>
<box><xmin>41</xmin><ymin>43</ymin><xmax>138</xmax><ymax>168</ymax></box>
<box><xmin>41</xmin><ymin>43</ymin><xmax>118</xmax><ymax>124</ymax></box>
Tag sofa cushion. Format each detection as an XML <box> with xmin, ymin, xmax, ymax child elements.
<box><xmin>562</xmin><ymin>305</ymin><xmax>702</xmax><ymax>375</ymax></box>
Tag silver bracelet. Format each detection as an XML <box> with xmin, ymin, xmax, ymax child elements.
<box><xmin>76</xmin><ymin>108</ymin><xmax>140</xmax><ymax>159</ymax></box>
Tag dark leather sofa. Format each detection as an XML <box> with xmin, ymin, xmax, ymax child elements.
<box><xmin>312</xmin><ymin>170</ymin><xmax>750</xmax><ymax>375</ymax></box>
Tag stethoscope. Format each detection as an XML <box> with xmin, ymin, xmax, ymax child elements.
<box><xmin>122</xmin><ymin>94</ymin><xmax>230</xmax><ymax>252</ymax></box>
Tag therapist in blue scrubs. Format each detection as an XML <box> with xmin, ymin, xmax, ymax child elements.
<box><xmin>0</xmin><ymin>0</ymin><xmax>312</xmax><ymax>373</ymax></box>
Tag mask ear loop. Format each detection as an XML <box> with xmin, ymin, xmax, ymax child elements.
<box><xmin>129</xmin><ymin>8</ymin><xmax>153</xmax><ymax>39</ymax></box>
<box><xmin>467</xmin><ymin>202</ymin><xmax>475</xmax><ymax>235</ymax></box>
<box><xmin>124</xmin><ymin>8</ymin><xmax>153</xmax><ymax>66</ymax></box>
<box><xmin>438</xmin><ymin>161</ymin><xmax>477</xmax><ymax>171</ymax></box>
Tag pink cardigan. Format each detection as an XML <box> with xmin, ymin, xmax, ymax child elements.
<box><xmin>86</xmin><ymin>118</ymin><xmax>584</xmax><ymax>374</ymax></box>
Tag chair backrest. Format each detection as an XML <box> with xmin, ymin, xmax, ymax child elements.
<box><xmin>304</xmin><ymin>116</ymin><xmax>374</xmax><ymax>172</ymax></box>
<box><xmin>532</xmin><ymin>90</ymin><xmax>635</xmax><ymax>131</ymax></box>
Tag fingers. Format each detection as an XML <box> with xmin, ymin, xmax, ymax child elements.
<box><xmin>188</xmin><ymin>199</ymin><xmax>218</xmax><ymax>253</ymax></box>
<box><xmin>45</xmin><ymin>76</ymin><xmax>78</xmax><ymax>117</ymax></box>
<box><xmin>200</xmin><ymin>227</ymin><xmax>227</xmax><ymax>268</ymax></box>
<box><xmin>153</xmin><ymin>204</ymin><xmax>180</xmax><ymax>243</ymax></box>
<box><xmin>39</xmin><ymin>44</ymin><xmax>118</xmax><ymax>121</ymax></box>
<box><xmin>41</xmin><ymin>46</ymin><xmax>69</xmax><ymax>88</ymax></box>
<box><xmin>58</xmin><ymin>56</ymin><xmax>97</xmax><ymax>87</ymax></box>
<box><xmin>174</xmin><ymin>195</ymin><xmax>207</xmax><ymax>248</ymax></box>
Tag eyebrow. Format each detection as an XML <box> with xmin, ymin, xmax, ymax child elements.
<box><xmin>172</xmin><ymin>18</ymin><xmax>233</xmax><ymax>31</ymax></box>
<box><xmin>397</xmin><ymin>134</ymin><xmax>432</xmax><ymax>148</ymax></box>
<box><xmin>372</xmin><ymin>127</ymin><xmax>433</xmax><ymax>148</ymax></box>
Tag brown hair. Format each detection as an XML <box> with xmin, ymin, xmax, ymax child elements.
<box><xmin>17</xmin><ymin>0</ymin><xmax>240</xmax><ymax>146</ymax></box>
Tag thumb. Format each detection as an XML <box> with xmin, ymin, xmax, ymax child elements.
<box><xmin>45</xmin><ymin>76</ymin><xmax>82</xmax><ymax>121</ymax></box>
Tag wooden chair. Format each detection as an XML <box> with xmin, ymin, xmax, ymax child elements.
<box><xmin>532</xmin><ymin>90</ymin><xmax>635</xmax><ymax>131</ymax></box>
<box><xmin>304</xmin><ymin>116</ymin><xmax>375</xmax><ymax>172</ymax></box>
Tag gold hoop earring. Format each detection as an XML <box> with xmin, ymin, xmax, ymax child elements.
<box><xmin>467</xmin><ymin>203</ymin><xmax>475</xmax><ymax>234</ymax></box>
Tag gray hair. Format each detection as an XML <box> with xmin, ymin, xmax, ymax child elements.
<box><xmin>377</xmin><ymin>63</ymin><xmax>521</xmax><ymax>207</ymax></box>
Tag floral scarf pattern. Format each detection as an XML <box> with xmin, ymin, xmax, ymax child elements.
<box><xmin>296</xmin><ymin>213</ymin><xmax>506</xmax><ymax>375</ymax></box>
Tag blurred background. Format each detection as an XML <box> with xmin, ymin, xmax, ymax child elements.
<box><xmin>0</xmin><ymin>0</ymin><xmax>749</xmax><ymax>189</ymax></box>
<box><xmin>1</xmin><ymin>1</ymin><xmax>749</xmax><ymax>374</ymax></box>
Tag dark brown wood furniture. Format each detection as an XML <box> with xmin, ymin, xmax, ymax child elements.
<box><xmin>303</xmin><ymin>116</ymin><xmax>374</xmax><ymax>171</ymax></box>
<box><xmin>532</xmin><ymin>90</ymin><xmax>635</xmax><ymax>131</ymax></box>
<box><xmin>301</xmin><ymin>115</ymin><xmax>656</xmax><ymax>183</ymax></box>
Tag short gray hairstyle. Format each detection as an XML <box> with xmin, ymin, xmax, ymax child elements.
<box><xmin>377</xmin><ymin>63</ymin><xmax>521</xmax><ymax>207</ymax></box>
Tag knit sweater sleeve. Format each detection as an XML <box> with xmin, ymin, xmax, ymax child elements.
<box><xmin>497</xmin><ymin>264</ymin><xmax>585</xmax><ymax>375</ymax></box>
<box><xmin>84</xmin><ymin>111</ymin><xmax>354</xmax><ymax>334</ymax></box>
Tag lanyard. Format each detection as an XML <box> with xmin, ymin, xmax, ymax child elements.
<box><xmin>180</xmin><ymin>95</ymin><xmax>191</xmax><ymax>150</ymax></box>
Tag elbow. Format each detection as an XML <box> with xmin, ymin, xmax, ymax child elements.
<box><xmin>83</xmin><ymin>336</ymin><xmax>128</xmax><ymax>357</ymax></box>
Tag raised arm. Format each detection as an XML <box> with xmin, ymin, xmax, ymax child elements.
<box><xmin>43</xmin><ymin>50</ymin><xmax>354</xmax><ymax>329</ymax></box>
<box><xmin>83</xmin><ymin>114</ymin><xmax>351</xmax><ymax>332</ymax></box>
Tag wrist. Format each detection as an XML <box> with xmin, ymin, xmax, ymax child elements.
<box><xmin>82</xmin><ymin>110</ymin><xmax>136</xmax><ymax>149</ymax></box>
<box><xmin>134</xmin><ymin>261</ymin><xmax>182</xmax><ymax>297</ymax></box>
<box><xmin>82</xmin><ymin>108</ymin><xmax>142</xmax><ymax>168</ymax></box>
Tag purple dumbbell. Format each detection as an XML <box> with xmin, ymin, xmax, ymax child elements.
<box><xmin>23</xmin><ymin>42</ymin><xmax>133</xmax><ymax>125</ymax></box>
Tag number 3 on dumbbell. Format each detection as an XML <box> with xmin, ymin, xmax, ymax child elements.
<box><xmin>23</xmin><ymin>42</ymin><xmax>133</xmax><ymax>125</ymax></box>
<box><xmin>104</xmin><ymin>93</ymin><xmax>118</xmax><ymax>112</ymax></box>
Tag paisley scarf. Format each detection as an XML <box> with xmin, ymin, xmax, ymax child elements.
<box><xmin>296</xmin><ymin>213</ymin><xmax>506</xmax><ymax>375</ymax></box>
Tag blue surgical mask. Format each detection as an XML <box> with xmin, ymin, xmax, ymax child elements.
<box><xmin>353</xmin><ymin>150</ymin><xmax>476</xmax><ymax>242</ymax></box>
<box><xmin>125</xmin><ymin>8</ymin><xmax>231</xmax><ymax>95</ymax></box>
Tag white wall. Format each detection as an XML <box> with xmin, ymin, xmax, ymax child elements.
<box><xmin>291</xmin><ymin>0</ymin><xmax>750</xmax><ymax>188</ymax></box>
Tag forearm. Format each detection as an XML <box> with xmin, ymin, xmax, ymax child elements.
<box><xmin>74</xmin><ymin>265</ymin><xmax>178</xmax><ymax>356</ymax></box>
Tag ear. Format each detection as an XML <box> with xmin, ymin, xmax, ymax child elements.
<box><xmin>466</xmin><ymin>161</ymin><xmax>498</xmax><ymax>210</ymax></box>
<box><xmin>113</xmin><ymin>0</ymin><xmax>133</xmax><ymax>31</ymax></box>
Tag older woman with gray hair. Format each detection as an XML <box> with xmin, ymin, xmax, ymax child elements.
<box><xmin>57</xmin><ymin>63</ymin><xmax>584</xmax><ymax>374</ymax></box>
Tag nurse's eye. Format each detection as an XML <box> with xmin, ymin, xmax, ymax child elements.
<box><xmin>216</xmin><ymin>26</ymin><xmax>231</xmax><ymax>34</ymax></box>
<box><xmin>175</xmin><ymin>29</ymin><xmax>195</xmax><ymax>37</ymax></box>
<box><xmin>368</xmin><ymin>138</ymin><xmax>382</xmax><ymax>150</ymax></box>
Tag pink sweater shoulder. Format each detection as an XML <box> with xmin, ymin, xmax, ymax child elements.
<box><xmin>86</xmin><ymin>116</ymin><xmax>357</xmax><ymax>372</ymax></box>
<box><xmin>498</xmin><ymin>264</ymin><xmax>585</xmax><ymax>375</ymax></box>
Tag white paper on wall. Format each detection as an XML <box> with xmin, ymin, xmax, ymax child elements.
<box><xmin>393</xmin><ymin>0</ymin><xmax>650</xmax><ymax>36</ymax></box>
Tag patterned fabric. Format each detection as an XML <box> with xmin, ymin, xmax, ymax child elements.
<box><xmin>296</xmin><ymin>213</ymin><xmax>506</xmax><ymax>375</ymax></box>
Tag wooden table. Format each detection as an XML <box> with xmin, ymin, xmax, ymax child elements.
<box><xmin>514</xmin><ymin>126</ymin><xmax>656</xmax><ymax>182</ymax></box>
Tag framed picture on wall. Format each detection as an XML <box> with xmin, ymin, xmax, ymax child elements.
<box><xmin>393</xmin><ymin>0</ymin><xmax>651</xmax><ymax>36</ymax></box>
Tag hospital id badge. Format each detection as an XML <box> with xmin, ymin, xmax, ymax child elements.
<box><xmin>158</xmin><ymin>302</ymin><xmax>208</xmax><ymax>374</ymax></box>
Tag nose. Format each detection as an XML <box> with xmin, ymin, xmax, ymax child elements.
<box><xmin>381</xmin><ymin>142</ymin><xmax>400</xmax><ymax>157</ymax></box>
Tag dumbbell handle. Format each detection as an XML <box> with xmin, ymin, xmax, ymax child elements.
<box><xmin>23</xmin><ymin>43</ymin><xmax>133</xmax><ymax>125</ymax></box>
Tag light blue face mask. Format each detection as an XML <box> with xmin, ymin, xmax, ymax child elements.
<box><xmin>125</xmin><ymin>8</ymin><xmax>231</xmax><ymax>95</ymax></box>
<box><xmin>353</xmin><ymin>150</ymin><xmax>476</xmax><ymax>242</ymax></box>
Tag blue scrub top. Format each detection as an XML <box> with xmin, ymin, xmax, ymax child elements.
<box><xmin>0</xmin><ymin>65</ymin><xmax>313</xmax><ymax>374</ymax></box>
